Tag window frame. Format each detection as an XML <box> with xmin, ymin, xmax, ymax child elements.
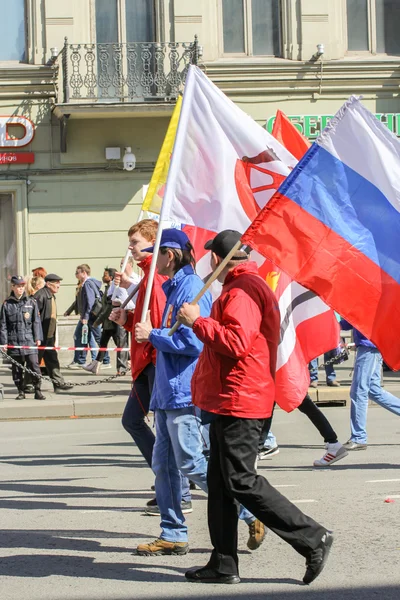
<box><xmin>219</xmin><ymin>0</ymin><xmax>282</xmax><ymax>58</ymax></box>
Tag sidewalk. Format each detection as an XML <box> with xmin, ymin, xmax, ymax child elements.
<box><xmin>0</xmin><ymin>361</ymin><xmax>131</xmax><ymax>420</ymax></box>
<box><xmin>1</xmin><ymin>352</ymin><xmax>399</xmax><ymax>420</ymax></box>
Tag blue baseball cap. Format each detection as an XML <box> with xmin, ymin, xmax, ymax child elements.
<box><xmin>11</xmin><ymin>275</ymin><xmax>25</xmax><ymax>285</ymax></box>
<box><xmin>143</xmin><ymin>228</ymin><xmax>191</xmax><ymax>252</ymax></box>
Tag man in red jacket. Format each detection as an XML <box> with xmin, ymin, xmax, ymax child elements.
<box><xmin>110</xmin><ymin>219</ymin><xmax>192</xmax><ymax>512</ymax></box>
<box><xmin>177</xmin><ymin>230</ymin><xmax>333</xmax><ymax>586</ymax></box>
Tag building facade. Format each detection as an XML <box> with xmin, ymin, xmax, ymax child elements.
<box><xmin>1</xmin><ymin>0</ymin><xmax>400</xmax><ymax>311</ymax></box>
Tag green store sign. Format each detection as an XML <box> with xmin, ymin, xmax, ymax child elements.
<box><xmin>266</xmin><ymin>114</ymin><xmax>400</xmax><ymax>139</ymax></box>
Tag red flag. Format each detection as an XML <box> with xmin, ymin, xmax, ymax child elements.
<box><xmin>272</xmin><ymin>110</ymin><xmax>311</xmax><ymax>161</ymax></box>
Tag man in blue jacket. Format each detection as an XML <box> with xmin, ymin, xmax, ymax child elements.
<box><xmin>341</xmin><ymin>319</ymin><xmax>400</xmax><ymax>450</ymax></box>
<box><xmin>134</xmin><ymin>229</ymin><xmax>212</xmax><ymax>556</ymax></box>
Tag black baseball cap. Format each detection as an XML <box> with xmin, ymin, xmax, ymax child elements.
<box><xmin>204</xmin><ymin>230</ymin><xmax>250</xmax><ymax>259</ymax></box>
<box><xmin>45</xmin><ymin>273</ymin><xmax>63</xmax><ymax>282</ymax></box>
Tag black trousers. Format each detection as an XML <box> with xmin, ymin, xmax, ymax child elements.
<box><xmin>207</xmin><ymin>416</ymin><xmax>327</xmax><ymax>576</ymax></box>
<box><xmin>96</xmin><ymin>325</ymin><xmax>128</xmax><ymax>372</ymax></box>
<box><xmin>121</xmin><ymin>364</ymin><xmax>155</xmax><ymax>467</ymax></box>
<box><xmin>259</xmin><ymin>394</ymin><xmax>338</xmax><ymax>448</ymax></box>
<box><xmin>11</xmin><ymin>353</ymin><xmax>41</xmax><ymax>392</ymax></box>
<box><xmin>38</xmin><ymin>337</ymin><xmax>65</xmax><ymax>389</ymax></box>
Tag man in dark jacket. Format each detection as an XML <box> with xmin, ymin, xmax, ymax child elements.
<box><xmin>178</xmin><ymin>230</ymin><xmax>333</xmax><ymax>586</ymax></box>
<box><xmin>74</xmin><ymin>264</ymin><xmax>109</xmax><ymax>367</ymax></box>
<box><xmin>0</xmin><ymin>276</ymin><xmax>44</xmax><ymax>400</ymax></box>
<box><xmin>34</xmin><ymin>274</ymin><xmax>73</xmax><ymax>392</ymax></box>
<box><xmin>83</xmin><ymin>268</ymin><xmax>127</xmax><ymax>375</ymax></box>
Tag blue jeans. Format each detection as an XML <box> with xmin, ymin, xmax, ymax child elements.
<box><xmin>122</xmin><ymin>365</ymin><xmax>190</xmax><ymax>502</ymax></box>
<box><xmin>152</xmin><ymin>408</ymin><xmax>255</xmax><ymax>542</ymax></box>
<box><xmin>350</xmin><ymin>346</ymin><xmax>400</xmax><ymax>443</ymax></box>
<box><xmin>309</xmin><ymin>348</ymin><xmax>338</xmax><ymax>383</ymax></box>
<box><xmin>263</xmin><ymin>430</ymin><xmax>277</xmax><ymax>449</ymax></box>
<box><xmin>73</xmin><ymin>320</ymin><xmax>110</xmax><ymax>365</ymax></box>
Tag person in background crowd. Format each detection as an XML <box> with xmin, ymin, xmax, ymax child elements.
<box><xmin>0</xmin><ymin>276</ymin><xmax>44</xmax><ymax>400</ymax></box>
<box><xmin>26</xmin><ymin>275</ymin><xmax>45</xmax><ymax>297</ymax></box>
<box><xmin>177</xmin><ymin>230</ymin><xmax>333</xmax><ymax>585</ymax></box>
<box><xmin>341</xmin><ymin>319</ymin><xmax>400</xmax><ymax>450</ymax></box>
<box><xmin>309</xmin><ymin>347</ymin><xmax>341</xmax><ymax>388</ymax></box>
<box><xmin>66</xmin><ymin>264</ymin><xmax>109</xmax><ymax>369</ymax></box>
<box><xmin>33</xmin><ymin>274</ymin><xmax>73</xmax><ymax>393</ymax></box>
<box><xmin>110</xmin><ymin>220</ymin><xmax>193</xmax><ymax>514</ymax></box>
<box><xmin>32</xmin><ymin>267</ymin><xmax>47</xmax><ymax>279</ymax></box>
<box><xmin>65</xmin><ymin>267</ymin><xmax>90</xmax><ymax>368</ymax></box>
<box><xmin>83</xmin><ymin>267</ymin><xmax>129</xmax><ymax>375</ymax></box>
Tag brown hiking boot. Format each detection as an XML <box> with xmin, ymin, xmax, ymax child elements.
<box><xmin>247</xmin><ymin>519</ymin><xmax>266</xmax><ymax>550</ymax></box>
<box><xmin>136</xmin><ymin>538</ymin><xmax>189</xmax><ymax>556</ymax></box>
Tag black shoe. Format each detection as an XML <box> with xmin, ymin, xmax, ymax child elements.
<box><xmin>15</xmin><ymin>391</ymin><xmax>25</xmax><ymax>400</ymax></box>
<box><xmin>24</xmin><ymin>385</ymin><xmax>35</xmax><ymax>394</ymax></box>
<box><xmin>54</xmin><ymin>383</ymin><xmax>74</xmax><ymax>392</ymax></box>
<box><xmin>189</xmin><ymin>481</ymin><xmax>197</xmax><ymax>490</ymax></box>
<box><xmin>145</xmin><ymin>500</ymin><xmax>193</xmax><ymax>516</ymax></box>
<box><xmin>185</xmin><ymin>566</ymin><xmax>240</xmax><ymax>584</ymax></box>
<box><xmin>34</xmin><ymin>391</ymin><xmax>46</xmax><ymax>400</ymax></box>
<box><xmin>146</xmin><ymin>497</ymin><xmax>157</xmax><ymax>507</ymax></box>
<box><xmin>303</xmin><ymin>532</ymin><xmax>334</xmax><ymax>585</ymax></box>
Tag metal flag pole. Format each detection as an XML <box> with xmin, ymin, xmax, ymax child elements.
<box><xmin>168</xmin><ymin>240</ymin><xmax>243</xmax><ymax>336</ymax></box>
<box><xmin>111</xmin><ymin>247</ymin><xmax>131</xmax><ymax>302</ymax></box>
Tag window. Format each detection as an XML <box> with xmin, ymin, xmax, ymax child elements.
<box><xmin>95</xmin><ymin>0</ymin><xmax>156</xmax><ymax>44</ymax></box>
<box><xmin>0</xmin><ymin>0</ymin><xmax>25</xmax><ymax>61</ymax></box>
<box><xmin>221</xmin><ymin>0</ymin><xmax>281</xmax><ymax>57</ymax></box>
<box><xmin>347</xmin><ymin>0</ymin><xmax>400</xmax><ymax>55</ymax></box>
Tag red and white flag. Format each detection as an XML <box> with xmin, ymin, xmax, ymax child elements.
<box><xmin>161</xmin><ymin>66</ymin><xmax>339</xmax><ymax>410</ymax></box>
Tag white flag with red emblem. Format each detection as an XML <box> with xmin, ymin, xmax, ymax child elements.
<box><xmin>161</xmin><ymin>66</ymin><xmax>339</xmax><ymax>410</ymax></box>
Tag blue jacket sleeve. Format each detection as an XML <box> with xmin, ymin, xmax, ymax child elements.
<box><xmin>149</xmin><ymin>293</ymin><xmax>212</xmax><ymax>356</ymax></box>
<box><xmin>340</xmin><ymin>318</ymin><xmax>353</xmax><ymax>331</ymax></box>
<box><xmin>82</xmin><ymin>281</ymin><xmax>96</xmax><ymax>320</ymax></box>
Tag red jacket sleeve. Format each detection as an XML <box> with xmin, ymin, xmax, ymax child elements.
<box><xmin>149</xmin><ymin>273</ymin><xmax>165</xmax><ymax>329</ymax></box>
<box><xmin>193</xmin><ymin>290</ymin><xmax>261</xmax><ymax>359</ymax></box>
<box><xmin>124</xmin><ymin>310</ymin><xmax>135</xmax><ymax>332</ymax></box>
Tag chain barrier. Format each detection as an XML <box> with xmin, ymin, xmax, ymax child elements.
<box><xmin>317</xmin><ymin>346</ymin><xmax>351</xmax><ymax>370</ymax></box>
<box><xmin>0</xmin><ymin>347</ymin><xmax>122</xmax><ymax>388</ymax></box>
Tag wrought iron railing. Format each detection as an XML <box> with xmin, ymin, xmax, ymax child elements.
<box><xmin>60</xmin><ymin>36</ymin><xmax>201</xmax><ymax>103</ymax></box>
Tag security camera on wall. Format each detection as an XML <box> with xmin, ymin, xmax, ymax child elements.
<box><xmin>123</xmin><ymin>147</ymin><xmax>136</xmax><ymax>171</ymax></box>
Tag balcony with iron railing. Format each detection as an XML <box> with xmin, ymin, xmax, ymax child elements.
<box><xmin>58</xmin><ymin>36</ymin><xmax>201</xmax><ymax>104</ymax></box>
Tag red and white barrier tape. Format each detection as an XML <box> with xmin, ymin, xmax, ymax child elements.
<box><xmin>2</xmin><ymin>345</ymin><xmax>130</xmax><ymax>352</ymax></box>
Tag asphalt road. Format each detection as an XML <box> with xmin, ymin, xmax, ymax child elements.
<box><xmin>0</xmin><ymin>407</ymin><xmax>399</xmax><ymax>600</ymax></box>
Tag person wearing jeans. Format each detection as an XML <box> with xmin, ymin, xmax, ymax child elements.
<box><xmin>341</xmin><ymin>319</ymin><xmax>400</xmax><ymax>449</ymax></box>
<box><xmin>134</xmin><ymin>229</ymin><xmax>259</xmax><ymax>556</ymax></box>
<box><xmin>110</xmin><ymin>219</ymin><xmax>192</xmax><ymax>510</ymax></box>
<box><xmin>309</xmin><ymin>348</ymin><xmax>340</xmax><ymax>387</ymax></box>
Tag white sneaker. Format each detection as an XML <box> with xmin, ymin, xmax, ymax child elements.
<box><xmin>65</xmin><ymin>362</ymin><xmax>83</xmax><ymax>370</ymax></box>
<box><xmin>313</xmin><ymin>442</ymin><xmax>348</xmax><ymax>467</ymax></box>
<box><xmin>100</xmin><ymin>363</ymin><xmax>112</xmax><ymax>370</ymax></box>
<box><xmin>82</xmin><ymin>360</ymin><xmax>100</xmax><ymax>375</ymax></box>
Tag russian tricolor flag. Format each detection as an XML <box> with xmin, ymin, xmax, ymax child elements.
<box><xmin>243</xmin><ymin>96</ymin><xmax>400</xmax><ymax>371</ymax></box>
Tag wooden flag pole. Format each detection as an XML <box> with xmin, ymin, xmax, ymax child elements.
<box><xmin>168</xmin><ymin>240</ymin><xmax>242</xmax><ymax>336</ymax></box>
<box><xmin>120</xmin><ymin>281</ymin><xmax>141</xmax><ymax>309</ymax></box>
